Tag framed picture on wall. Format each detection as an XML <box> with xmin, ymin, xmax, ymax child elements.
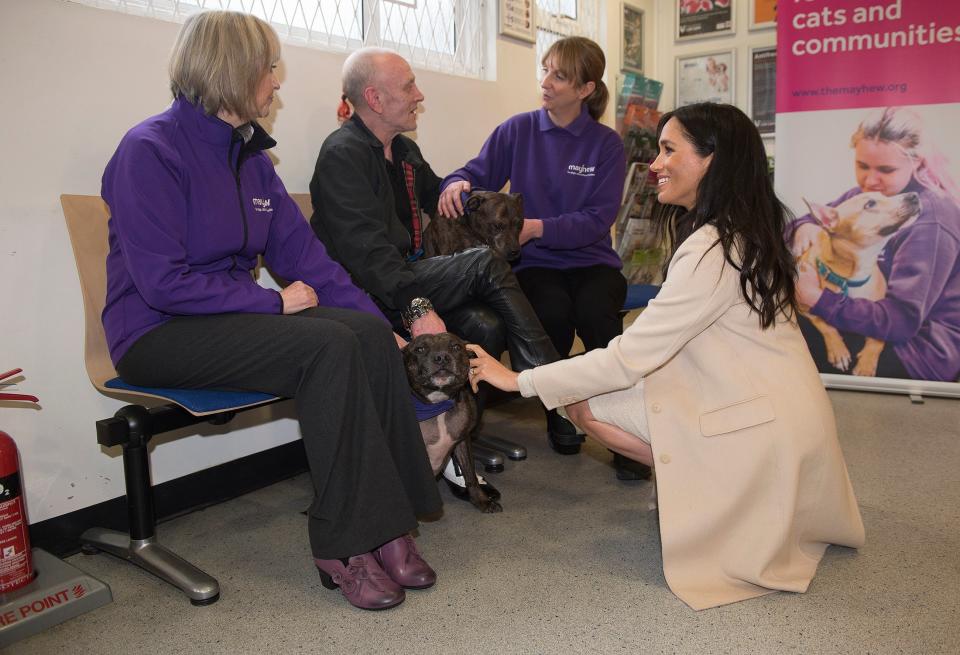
<box><xmin>499</xmin><ymin>0</ymin><xmax>536</xmax><ymax>43</ymax></box>
<box><xmin>675</xmin><ymin>50</ymin><xmax>735</xmax><ymax>107</ymax></box>
<box><xmin>749</xmin><ymin>0</ymin><xmax>777</xmax><ymax>31</ymax></box>
<box><xmin>749</xmin><ymin>46</ymin><xmax>777</xmax><ymax>135</ymax></box>
<box><xmin>622</xmin><ymin>4</ymin><xmax>644</xmax><ymax>74</ymax></box>
<box><xmin>676</xmin><ymin>0</ymin><xmax>735</xmax><ymax>42</ymax></box>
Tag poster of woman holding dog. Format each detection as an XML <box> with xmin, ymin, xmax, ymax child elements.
<box><xmin>784</xmin><ymin>105</ymin><xmax>960</xmax><ymax>382</ymax></box>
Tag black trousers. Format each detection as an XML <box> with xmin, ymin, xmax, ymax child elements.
<box><xmin>116</xmin><ymin>307</ymin><xmax>442</xmax><ymax>560</ymax></box>
<box><xmin>387</xmin><ymin>248</ymin><xmax>561</xmax><ymax>371</ymax></box>
<box><xmin>516</xmin><ymin>265</ymin><xmax>628</xmax><ymax>357</ymax></box>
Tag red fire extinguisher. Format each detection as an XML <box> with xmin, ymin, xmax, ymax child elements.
<box><xmin>0</xmin><ymin>368</ymin><xmax>39</xmax><ymax>593</ymax></box>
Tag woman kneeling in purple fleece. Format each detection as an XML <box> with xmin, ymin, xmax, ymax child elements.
<box><xmin>100</xmin><ymin>10</ymin><xmax>441</xmax><ymax>611</ymax></box>
<box><xmin>438</xmin><ymin>37</ymin><xmax>630</xmax><ymax>461</ymax></box>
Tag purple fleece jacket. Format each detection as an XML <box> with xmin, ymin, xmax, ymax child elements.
<box><xmin>101</xmin><ymin>96</ymin><xmax>384</xmax><ymax>366</ymax></box>
<box><xmin>441</xmin><ymin>105</ymin><xmax>625</xmax><ymax>272</ymax></box>
<box><xmin>786</xmin><ymin>181</ymin><xmax>960</xmax><ymax>381</ymax></box>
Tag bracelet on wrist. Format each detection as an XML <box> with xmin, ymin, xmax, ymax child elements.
<box><xmin>402</xmin><ymin>297</ymin><xmax>434</xmax><ymax>330</ymax></box>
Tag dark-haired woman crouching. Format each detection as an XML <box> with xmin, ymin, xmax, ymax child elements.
<box><xmin>467</xmin><ymin>103</ymin><xmax>866</xmax><ymax>610</ymax></box>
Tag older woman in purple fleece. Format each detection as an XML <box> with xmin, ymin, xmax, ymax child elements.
<box><xmin>789</xmin><ymin>107</ymin><xmax>960</xmax><ymax>381</ymax></box>
<box><xmin>437</xmin><ymin>37</ymin><xmax>630</xmax><ymax>460</ymax></box>
<box><xmin>101</xmin><ymin>10</ymin><xmax>441</xmax><ymax>611</ymax></box>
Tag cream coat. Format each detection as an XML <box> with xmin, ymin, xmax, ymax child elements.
<box><xmin>523</xmin><ymin>225</ymin><xmax>866</xmax><ymax>610</ymax></box>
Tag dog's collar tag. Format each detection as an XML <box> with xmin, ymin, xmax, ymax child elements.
<box><xmin>815</xmin><ymin>258</ymin><xmax>870</xmax><ymax>297</ymax></box>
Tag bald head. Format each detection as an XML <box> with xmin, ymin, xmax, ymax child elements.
<box><xmin>342</xmin><ymin>47</ymin><xmax>404</xmax><ymax>108</ymax></box>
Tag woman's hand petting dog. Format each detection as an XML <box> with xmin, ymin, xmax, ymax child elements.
<box><xmin>465</xmin><ymin>344</ymin><xmax>521</xmax><ymax>393</ymax></box>
<box><xmin>437</xmin><ymin>179</ymin><xmax>472</xmax><ymax>218</ymax></box>
<box><xmin>519</xmin><ymin>218</ymin><xmax>543</xmax><ymax>245</ymax></box>
<box><xmin>280</xmin><ymin>281</ymin><xmax>318</xmax><ymax>314</ymax></box>
<box><xmin>790</xmin><ymin>223</ymin><xmax>823</xmax><ymax>256</ymax></box>
<box><xmin>796</xmin><ymin>260</ymin><xmax>824</xmax><ymax>310</ymax></box>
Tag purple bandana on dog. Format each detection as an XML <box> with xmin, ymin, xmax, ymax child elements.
<box><xmin>412</xmin><ymin>393</ymin><xmax>454</xmax><ymax>421</ymax></box>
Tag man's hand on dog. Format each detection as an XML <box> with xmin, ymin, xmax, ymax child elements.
<box><xmin>410</xmin><ymin>310</ymin><xmax>447</xmax><ymax>337</ymax></box>
<box><xmin>438</xmin><ymin>180</ymin><xmax>472</xmax><ymax>218</ymax></box>
<box><xmin>281</xmin><ymin>281</ymin><xmax>318</xmax><ymax>314</ymax></box>
<box><xmin>465</xmin><ymin>344</ymin><xmax>520</xmax><ymax>393</ymax></box>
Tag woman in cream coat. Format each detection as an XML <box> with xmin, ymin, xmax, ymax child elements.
<box><xmin>468</xmin><ymin>103</ymin><xmax>865</xmax><ymax>611</ymax></box>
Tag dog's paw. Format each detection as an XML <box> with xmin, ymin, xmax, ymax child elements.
<box><xmin>852</xmin><ymin>358</ymin><xmax>879</xmax><ymax>377</ymax></box>
<box><xmin>473</xmin><ymin>498</ymin><xmax>503</xmax><ymax>513</ymax></box>
<box><xmin>825</xmin><ymin>342</ymin><xmax>852</xmax><ymax>371</ymax></box>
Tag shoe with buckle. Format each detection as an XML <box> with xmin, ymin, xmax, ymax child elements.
<box><xmin>374</xmin><ymin>534</ymin><xmax>436</xmax><ymax>590</ymax></box>
<box><xmin>546</xmin><ymin>408</ymin><xmax>584</xmax><ymax>455</ymax></box>
<box><xmin>442</xmin><ymin>455</ymin><xmax>501</xmax><ymax>501</ymax></box>
<box><xmin>314</xmin><ymin>553</ymin><xmax>405</xmax><ymax>610</ymax></box>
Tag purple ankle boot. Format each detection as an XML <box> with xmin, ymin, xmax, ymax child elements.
<box><xmin>374</xmin><ymin>534</ymin><xmax>437</xmax><ymax>590</ymax></box>
<box><xmin>314</xmin><ymin>553</ymin><xmax>405</xmax><ymax>610</ymax></box>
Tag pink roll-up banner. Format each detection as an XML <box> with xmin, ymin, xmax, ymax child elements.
<box><xmin>775</xmin><ymin>0</ymin><xmax>960</xmax><ymax>398</ymax></box>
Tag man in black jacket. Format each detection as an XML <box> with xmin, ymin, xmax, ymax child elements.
<box><xmin>309</xmin><ymin>48</ymin><xmax>584</xmax><ymax>480</ymax></box>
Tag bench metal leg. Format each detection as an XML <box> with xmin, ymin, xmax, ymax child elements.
<box><xmin>471</xmin><ymin>443</ymin><xmax>505</xmax><ymax>473</ymax></box>
<box><xmin>80</xmin><ymin>529</ymin><xmax>219</xmax><ymax>605</ymax></box>
<box><xmin>475</xmin><ymin>435</ymin><xmax>527</xmax><ymax>461</ymax></box>
<box><xmin>82</xmin><ymin>404</ymin><xmax>221</xmax><ymax>605</ymax></box>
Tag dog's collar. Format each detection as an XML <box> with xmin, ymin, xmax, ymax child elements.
<box><xmin>815</xmin><ymin>258</ymin><xmax>870</xmax><ymax>297</ymax></box>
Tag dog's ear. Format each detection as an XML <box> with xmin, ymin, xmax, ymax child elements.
<box><xmin>803</xmin><ymin>198</ymin><xmax>839</xmax><ymax>230</ymax></box>
<box><xmin>465</xmin><ymin>194</ymin><xmax>484</xmax><ymax>213</ymax></box>
<box><xmin>509</xmin><ymin>192</ymin><xmax>524</xmax><ymax>218</ymax></box>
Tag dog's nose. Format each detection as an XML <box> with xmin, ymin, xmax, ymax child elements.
<box><xmin>433</xmin><ymin>352</ymin><xmax>451</xmax><ymax>365</ymax></box>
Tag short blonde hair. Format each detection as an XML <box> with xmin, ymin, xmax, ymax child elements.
<box><xmin>169</xmin><ymin>11</ymin><xmax>280</xmax><ymax>120</ymax></box>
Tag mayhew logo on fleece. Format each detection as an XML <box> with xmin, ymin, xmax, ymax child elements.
<box><xmin>567</xmin><ymin>163</ymin><xmax>596</xmax><ymax>177</ymax></box>
<box><xmin>252</xmin><ymin>197</ymin><xmax>273</xmax><ymax>213</ymax></box>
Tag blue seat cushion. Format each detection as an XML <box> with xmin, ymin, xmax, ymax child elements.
<box><xmin>622</xmin><ymin>284</ymin><xmax>661</xmax><ymax>311</ymax></box>
<box><xmin>104</xmin><ymin>377</ymin><xmax>278</xmax><ymax>414</ymax></box>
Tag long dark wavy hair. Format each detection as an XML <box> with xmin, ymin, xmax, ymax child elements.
<box><xmin>652</xmin><ymin>103</ymin><xmax>797</xmax><ymax>328</ymax></box>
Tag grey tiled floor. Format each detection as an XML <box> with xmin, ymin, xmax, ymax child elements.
<box><xmin>11</xmin><ymin>391</ymin><xmax>960</xmax><ymax>654</ymax></box>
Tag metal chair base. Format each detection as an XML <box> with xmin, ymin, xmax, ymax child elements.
<box><xmin>475</xmin><ymin>435</ymin><xmax>527</xmax><ymax>461</ymax></box>
<box><xmin>80</xmin><ymin>527</ymin><xmax>220</xmax><ymax>606</ymax></box>
<box><xmin>471</xmin><ymin>444</ymin><xmax>505</xmax><ymax>473</ymax></box>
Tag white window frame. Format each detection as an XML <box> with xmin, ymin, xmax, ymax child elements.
<box><xmin>68</xmin><ymin>0</ymin><xmax>488</xmax><ymax>79</ymax></box>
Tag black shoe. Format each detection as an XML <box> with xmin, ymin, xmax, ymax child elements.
<box><xmin>612</xmin><ymin>452</ymin><xmax>652</xmax><ymax>480</ymax></box>
<box><xmin>546</xmin><ymin>409</ymin><xmax>584</xmax><ymax>455</ymax></box>
<box><xmin>443</xmin><ymin>476</ymin><xmax>502</xmax><ymax>502</ymax></box>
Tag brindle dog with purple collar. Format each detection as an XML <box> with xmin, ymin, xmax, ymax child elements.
<box><xmin>403</xmin><ymin>333</ymin><xmax>502</xmax><ymax>513</ymax></box>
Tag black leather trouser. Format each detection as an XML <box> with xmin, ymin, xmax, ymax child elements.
<box><xmin>387</xmin><ymin>247</ymin><xmax>561</xmax><ymax>372</ymax></box>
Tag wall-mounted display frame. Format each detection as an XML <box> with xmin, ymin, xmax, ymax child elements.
<box><xmin>676</xmin><ymin>0</ymin><xmax>735</xmax><ymax>42</ymax></box>
<box><xmin>749</xmin><ymin>46</ymin><xmax>776</xmax><ymax>135</ymax></box>
<box><xmin>622</xmin><ymin>3</ymin><xmax>644</xmax><ymax>74</ymax></box>
<box><xmin>748</xmin><ymin>0</ymin><xmax>776</xmax><ymax>31</ymax></box>
<box><xmin>675</xmin><ymin>49</ymin><xmax>735</xmax><ymax>107</ymax></box>
<box><xmin>499</xmin><ymin>0</ymin><xmax>536</xmax><ymax>43</ymax></box>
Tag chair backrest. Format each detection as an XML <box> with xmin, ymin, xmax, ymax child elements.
<box><xmin>61</xmin><ymin>194</ymin><xmax>118</xmax><ymax>390</ymax></box>
<box><xmin>290</xmin><ymin>192</ymin><xmax>313</xmax><ymax>223</ymax></box>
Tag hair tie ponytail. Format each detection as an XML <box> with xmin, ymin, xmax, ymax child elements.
<box><xmin>337</xmin><ymin>93</ymin><xmax>352</xmax><ymax>123</ymax></box>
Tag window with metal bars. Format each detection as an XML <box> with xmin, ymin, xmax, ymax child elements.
<box><xmin>69</xmin><ymin>0</ymin><xmax>486</xmax><ymax>78</ymax></box>
<box><xmin>534</xmin><ymin>0</ymin><xmax>599</xmax><ymax>70</ymax></box>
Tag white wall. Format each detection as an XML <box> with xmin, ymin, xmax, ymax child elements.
<box><xmin>649</xmin><ymin>0</ymin><xmax>777</xmax><ymax>153</ymax></box>
<box><xmin>0</xmin><ymin>0</ymin><xmax>643</xmax><ymax>524</ymax></box>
